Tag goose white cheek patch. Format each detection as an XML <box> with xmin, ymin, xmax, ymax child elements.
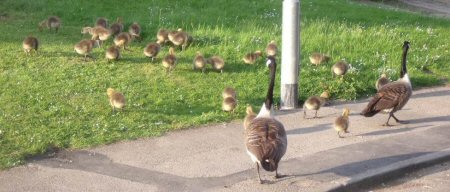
<box><xmin>266</xmin><ymin>59</ymin><xmax>272</xmax><ymax>67</ymax></box>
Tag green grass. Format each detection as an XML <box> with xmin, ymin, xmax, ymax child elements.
<box><xmin>0</xmin><ymin>0</ymin><xmax>449</xmax><ymax>169</ymax></box>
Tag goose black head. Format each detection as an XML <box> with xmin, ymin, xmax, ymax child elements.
<box><xmin>403</xmin><ymin>41</ymin><xmax>410</xmax><ymax>50</ymax></box>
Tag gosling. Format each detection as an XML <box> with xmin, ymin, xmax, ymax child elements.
<box><xmin>243</xmin><ymin>105</ymin><xmax>256</xmax><ymax>130</ymax></box>
<box><xmin>95</xmin><ymin>17</ymin><xmax>108</xmax><ymax>28</ymax></box>
<box><xmin>376</xmin><ymin>73</ymin><xmax>391</xmax><ymax>91</ymax></box>
<box><xmin>114</xmin><ymin>32</ymin><xmax>132</xmax><ymax>50</ymax></box>
<box><xmin>309</xmin><ymin>52</ymin><xmax>330</xmax><ymax>65</ymax></box>
<box><xmin>38</xmin><ymin>16</ymin><xmax>61</xmax><ymax>33</ymax></box>
<box><xmin>193</xmin><ymin>51</ymin><xmax>207</xmax><ymax>73</ymax></box>
<box><xmin>22</xmin><ymin>36</ymin><xmax>39</xmax><ymax>55</ymax></box>
<box><xmin>222</xmin><ymin>87</ymin><xmax>236</xmax><ymax>99</ymax></box>
<box><xmin>243</xmin><ymin>50</ymin><xmax>262</xmax><ymax>64</ymax></box>
<box><xmin>110</xmin><ymin>17</ymin><xmax>124</xmax><ymax>37</ymax></box>
<box><xmin>144</xmin><ymin>42</ymin><xmax>161</xmax><ymax>62</ymax></box>
<box><xmin>81</xmin><ymin>26</ymin><xmax>111</xmax><ymax>47</ymax></box>
<box><xmin>107</xmin><ymin>88</ymin><xmax>126</xmax><ymax>112</ymax></box>
<box><xmin>74</xmin><ymin>39</ymin><xmax>99</xmax><ymax>61</ymax></box>
<box><xmin>303</xmin><ymin>91</ymin><xmax>330</xmax><ymax>119</ymax></box>
<box><xmin>332</xmin><ymin>60</ymin><xmax>349</xmax><ymax>78</ymax></box>
<box><xmin>128</xmin><ymin>22</ymin><xmax>141</xmax><ymax>41</ymax></box>
<box><xmin>208</xmin><ymin>56</ymin><xmax>225</xmax><ymax>73</ymax></box>
<box><xmin>222</xmin><ymin>97</ymin><xmax>237</xmax><ymax>112</ymax></box>
<box><xmin>266</xmin><ymin>40</ymin><xmax>278</xmax><ymax>57</ymax></box>
<box><xmin>334</xmin><ymin>108</ymin><xmax>350</xmax><ymax>138</ymax></box>
<box><xmin>105</xmin><ymin>46</ymin><xmax>120</xmax><ymax>61</ymax></box>
<box><xmin>162</xmin><ymin>47</ymin><xmax>177</xmax><ymax>73</ymax></box>
<box><xmin>156</xmin><ymin>28</ymin><xmax>169</xmax><ymax>44</ymax></box>
<box><xmin>168</xmin><ymin>28</ymin><xmax>193</xmax><ymax>51</ymax></box>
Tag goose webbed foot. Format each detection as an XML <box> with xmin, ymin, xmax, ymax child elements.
<box><xmin>392</xmin><ymin>114</ymin><xmax>408</xmax><ymax>124</ymax></box>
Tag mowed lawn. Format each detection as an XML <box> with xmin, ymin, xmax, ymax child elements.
<box><xmin>0</xmin><ymin>0</ymin><xmax>449</xmax><ymax>169</ymax></box>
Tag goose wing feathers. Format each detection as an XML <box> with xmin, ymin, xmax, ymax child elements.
<box><xmin>362</xmin><ymin>82</ymin><xmax>409</xmax><ymax>116</ymax></box>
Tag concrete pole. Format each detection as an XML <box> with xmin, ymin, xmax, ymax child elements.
<box><xmin>280</xmin><ymin>0</ymin><xmax>300</xmax><ymax>110</ymax></box>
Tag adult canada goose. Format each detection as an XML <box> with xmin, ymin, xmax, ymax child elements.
<box><xmin>361</xmin><ymin>41</ymin><xmax>412</xmax><ymax>126</ymax></box>
<box><xmin>222</xmin><ymin>87</ymin><xmax>236</xmax><ymax>99</ymax></box>
<box><xmin>156</xmin><ymin>28</ymin><xmax>169</xmax><ymax>44</ymax></box>
<box><xmin>107</xmin><ymin>88</ymin><xmax>126</xmax><ymax>112</ymax></box>
<box><xmin>376</xmin><ymin>73</ymin><xmax>391</xmax><ymax>91</ymax></box>
<box><xmin>95</xmin><ymin>17</ymin><xmax>108</xmax><ymax>28</ymax></box>
<box><xmin>243</xmin><ymin>50</ymin><xmax>262</xmax><ymax>64</ymax></box>
<box><xmin>168</xmin><ymin>28</ymin><xmax>193</xmax><ymax>51</ymax></box>
<box><xmin>38</xmin><ymin>16</ymin><xmax>61</xmax><ymax>33</ymax></box>
<box><xmin>74</xmin><ymin>39</ymin><xmax>99</xmax><ymax>61</ymax></box>
<box><xmin>114</xmin><ymin>32</ymin><xmax>132</xmax><ymax>50</ymax></box>
<box><xmin>144</xmin><ymin>42</ymin><xmax>161</xmax><ymax>62</ymax></box>
<box><xmin>208</xmin><ymin>56</ymin><xmax>225</xmax><ymax>73</ymax></box>
<box><xmin>22</xmin><ymin>36</ymin><xmax>39</xmax><ymax>55</ymax></box>
<box><xmin>309</xmin><ymin>52</ymin><xmax>330</xmax><ymax>66</ymax></box>
<box><xmin>110</xmin><ymin>17</ymin><xmax>124</xmax><ymax>37</ymax></box>
<box><xmin>245</xmin><ymin>56</ymin><xmax>287</xmax><ymax>184</ymax></box>
<box><xmin>244</xmin><ymin>105</ymin><xmax>257</xmax><ymax>130</ymax></box>
<box><xmin>105</xmin><ymin>46</ymin><xmax>120</xmax><ymax>61</ymax></box>
<box><xmin>193</xmin><ymin>51</ymin><xmax>207</xmax><ymax>73</ymax></box>
<box><xmin>81</xmin><ymin>26</ymin><xmax>111</xmax><ymax>47</ymax></box>
<box><xmin>303</xmin><ymin>91</ymin><xmax>330</xmax><ymax>119</ymax></box>
<box><xmin>162</xmin><ymin>47</ymin><xmax>177</xmax><ymax>73</ymax></box>
<box><xmin>332</xmin><ymin>60</ymin><xmax>349</xmax><ymax>78</ymax></box>
<box><xmin>128</xmin><ymin>22</ymin><xmax>141</xmax><ymax>41</ymax></box>
<box><xmin>266</xmin><ymin>40</ymin><xmax>277</xmax><ymax>57</ymax></box>
<box><xmin>334</xmin><ymin>108</ymin><xmax>350</xmax><ymax>138</ymax></box>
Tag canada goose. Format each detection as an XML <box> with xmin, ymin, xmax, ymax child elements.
<box><xmin>334</xmin><ymin>108</ymin><xmax>350</xmax><ymax>138</ymax></box>
<box><xmin>22</xmin><ymin>36</ymin><xmax>39</xmax><ymax>55</ymax></box>
<box><xmin>266</xmin><ymin>40</ymin><xmax>277</xmax><ymax>57</ymax></box>
<box><xmin>168</xmin><ymin>28</ymin><xmax>193</xmax><ymax>51</ymax></box>
<box><xmin>361</xmin><ymin>41</ymin><xmax>412</xmax><ymax>126</ymax></box>
<box><xmin>244</xmin><ymin>105</ymin><xmax>257</xmax><ymax>130</ymax></box>
<box><xmin>107</xmin><ymin>88</ymin><xmax>126</xmax><ymax>112</ymax></box>
<box><xmin>245</xmin><ymin>56</ymin><xmax>287</xmax><ymax>184</ymax></box>
<box><xmin>309</xmin><ymin>52</ymin><xmax>330</xmax><ymax>65</ymax></box>
<box><xmin>156</xmin><ymin>28</ymin><xmax>169</xmax><ymax>44</ymax></box>
<box><xmin>332</xmin><ymin>60</ymin><xmax>349</xmax><ymax>78</ymax></box>
<box><xmin>222</xmin><ymin>87</ymin><xmax>236</xmax><ymax>99</ymax></box>
<box><xmin>144</xmin><ymin>42</ymin><xmax>161</xmax><ymax>62</ymax></box>
<box><xmin>303</xmin><ymin>91</ymin><xmax>330</xmax><ymax>119</ymax></box>
<box><xmin>376</xmin><ymin>73</ymin><xmax>391</xmax><ymax>91</ymax></box>
<box><xmin>208</xmin><ymin>56</ymin><xmax>225</xmax><ymax>73</ymax></box>
<box><xmin>110</xmin><ymin>17</ymin><xmax>124</xmax><ymax>37</ymax></box>
<box><xmin>193</xmin><ymin>51</ymin><xmax>207</xmax><ymax>73</ymax></box>
<box><xmin>105</xmin><ymin>46</ymin><xmax>120</xmax><ymax>61</ymax></box>
<box><xmin>95</xmin><ymin>17</ymin><xmax>108</xmax><ymax>28</ymax></box>
<box><xmin>222</xmin><ymin>97</ymin><xmax>237</xmax><ymax>112</ymax></box>
<box><xmin>81</xmin><ymin>26</ymin><xmax>111</xmax><ymax>47</ymax></box>
<box><xmin>162</xmin><ymin>47</ymin><xmax>177</xmax><ymax>73</ymax></box>
<box><xmin>243</xmin><ymin>50</ymin><xmax>262</xmax><ymax>64</ymax></box>
<box><xmin>38</xmin><ymin>16</ymin><xmax>61</xmax><ymax>33</ymax></box>
<box><xmin>128</xmin><ymin>22</ymin><xmax>141</xmax><ymax>41</ymax></box>
<box><xmin>74</xmin><ymin>39</ymin><xmax>99</xmax><ymax>61</ymax></box>
<box><xmin>114</xmin><ymin>32</ymin><xmax>132</xmax><ymax>50</ymax></box>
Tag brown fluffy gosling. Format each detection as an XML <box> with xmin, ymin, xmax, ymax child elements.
<box><xmin>309</xmin><ymin>52</ymin><xmax>330</xmax><ymax>65</ymax></box>
<box><xmin>114</xmin><ymin>32</ymin><xmax>132</xmax><ymax>50</ymax></box>
<box><xmin>303</xmin><ymin>91</ymin><xmax>330</xmax><ymax>119</ymax></box>
<box><xmin>376</xmin><ymin>73</ymin><xmax>391</xmax><ymax>91</ymax></box>
<box><xmin>243</xmin><ymin>105</ymin><xmax>256</xmax><ymax>130</ymax></box>
<box><xmin>39</xmin><ymin>16</ymin><xmax>61</xmax><ymax>33</ymax></box>
<box><xmin>105</xmin><ymin>46</ymin><xmax>120</xmax><ymax>61</ymax></box>
<box><xmin>193</xmin><ymin>51</ymin><xmax>207</xmax><ymax>73</ymax></box>
<box><xmin>266</xmin><ymin>40</ymin><xmax>278</xmax><ymax>57</ymax></box>
<box><xmin>208</xmin><ymin>56</ymin><xmax>225</xmax><ymax>73</ymax></box>
<box><xmin>74</xmin><ymin>39</ymin><xmax>99</xmax><ymax>61</ymax></box>
<box><xmin>128</xmin><ymin>22</ymin><xmax>141</xmax><ymax>41</ymax></box>
<box><xmin>334</xmin><ymin>108</ymin><xmax>350</xmax><ymax>138</ymax></box>
<box><xmin>81</xmin><ymin>26</ymin><xmax>111</xmax><ymax>47</ymax></box>
<box><xmin>95</xmin><ymin>17</ymin><xmax>108</xmax><ymax>28</ymax></box>
<box><xmin>110</xmin><ymin>17</ymin><xmax>124</xmax><ymax>37</ymax></box>
<box><xmin>22</xmin><ymin>36</ymin><xmax>39</xmax><ymax>55</ymax></box>
<box><xmin>332</xmin><ymin>60</ymin><xmax>349</xmax><ymax>78</ymax></box>
<box><xmin>243</xmin><ymin>50</ymin><xmax>262</xmax><ymax>64</ymax></box>
<box><xmin>156</xmin><ymin>28</ymin><xmax>169</xmax><ymax>44</ymax></box>
<box><xmin>162</xmin><ymin>47</ymin><xmax>177</xmax><ymax>73</ymax></box>
<box><xmin>222</xmin><ymin>97</ymin><xmax>237</xmax><ymax>112</ymax></box>
<box><xmin>222</xmin><ymin>87</ymin><xmax>236</xmax><ymax>99</ymax></box>
<box><xmin>107</xmin><ymin>88</ymin><xmax>126</xmax><ymax>112</ymax></box>
<box><xmin>168</xmin><ymin>28</ymin><xmax>193</xmax><ymax>51</ymax></box>
<box><xmin>144</xmin><ymin>42</ymin><xmax>161</xmax><ymax>62</ymax></box>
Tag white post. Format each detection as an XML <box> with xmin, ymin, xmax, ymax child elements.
<box><xmin>280</xmin><ymin>0</ymin><xmax>300</xmax><ymax>110</ymax></box>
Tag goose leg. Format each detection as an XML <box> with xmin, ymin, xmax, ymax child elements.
<box><xmin>383</xmin><ymin>114</ymin><xmax>393</xmax><ymax>126</ymax></box>
<box><xmin>274</xmin><ymin>169</ymin><xmax>280</xmax><ymax>179</ymax></box>
<box><xmin>314</xmin><ymin>110</ymin><xmax>318</xmax><ymax>118</ymax></box>
<box><xmin>391</xmin><ymin>114</ymin><xmax>408</xmax><ymax>124</ymax></box>
<box><xmin>303</xmin><ymin>110</ymin><xmax>307</xmax><ymax>119</ymax></box>
<box><xmin>337</xmin><ymin>131</ymin><xmax>343</xmax><ymax>138</ymax></box>
<box><xmin>256</xmin><ymin>163</ymin><xmax>263</xmax><ymax>184</ymax></box>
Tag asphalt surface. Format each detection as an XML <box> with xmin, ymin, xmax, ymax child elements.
<box><xmin>0</xmin><ymin>86</ymin><xmax>449</xmax><ymax>192</ymax></box>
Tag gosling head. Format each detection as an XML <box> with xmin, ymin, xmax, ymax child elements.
<box><xmin>342</xmin><ymin>108</ymin><xmax>350</xmax><ymax>117</ymax></box>
<box><xmin>107</xmin><ymin>88</ymin><xmax>115</xmax><ymax>96</ymax></box>
<box><xmin>246</xmin><ymin>105</ymin><xmax>254</xmax><ymax>115</ymax></box>
<box><xmin>320</xmin><ymin>91</ymin><xmax>330</xmax><ymax>99</ymax></box>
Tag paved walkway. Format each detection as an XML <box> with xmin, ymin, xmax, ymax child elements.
<box><xmin>0</xmin><ymin>86</ymin><xmax>449</xmax><ymax>191</ymax></box>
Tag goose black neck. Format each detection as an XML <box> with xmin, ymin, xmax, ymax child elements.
<box><xmin>401</xmin><ymin>41</ymin><xmax>409</xmax><ymax>78</ymax></box>
<box><xmin>265</xmin><ymin>57</ymin><xmax>276</xmax><ymax>110</ymax></box>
